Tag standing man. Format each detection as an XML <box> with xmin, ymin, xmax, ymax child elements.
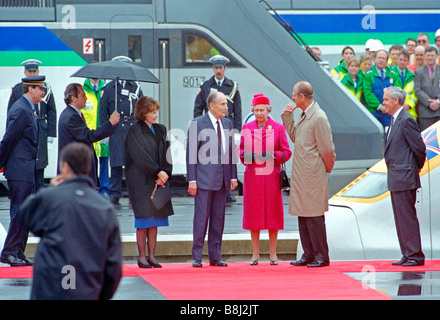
<box><xmin>0</xmin><ymin>76</ymin><xmax>46</xmax><ymax>266</ymax></box>
<box><xmin>382</xmin><ymin>86</ymin><xmax>426</xmax><ymax>266</ymax></box>
<box><xmin>58</xmin><ymin>83</ymin><xmax>120</xmax><ymax>186</ymax></box>
<box><xmin>414</xmin><ymin>45</ymin><xmax>440</xmax><ymax>131</ymax></box>
<box><xmin>7</xmin><ymin>59</ymin><xmax>57</xmax><ymax>191</ymax></box>
<box><xmin>82</xmin><ymin>77</ymin><xmax>110</xmax><ymax>197</ymax></box>
<box><xmin>194</xmin><ymin>55</ymin><xmax>241</xmax><ymax>203</ymax></box>
<box><xmin>99</xmin><ymin>56</ymin><xmax>143</xmax><ymax>206</ymax></box>
<box><xmin>393</xmin><ymin>49</ymin><xmax>418</xmax><ymax>120</ymax></box>
<box><xmin>364</xmin><ymin>49</ymin><xmax>400</xmax><ymax>129</ymax></box>
<box><xmin>187</xmin><ymin>91</ymin><xmax>238</xmax><ymax>267</ymax></box>
<box><xmin>281</xmin><ymin>81</ymin><xmax>335</xmax><ymax>268</ymax></box>
<box><xmin>20</xmin><ymin>142</ymin><xmax>122</xmax><ymax>299</ymax></box>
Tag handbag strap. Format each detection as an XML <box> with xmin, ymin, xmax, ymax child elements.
<box><xmin>282</xmin><ymin>153</ymin><xmax>286</xmax><ymax>170</ymax></box>
<box><xmin>151</xmin><ymin>183</ymin><xmax>165</xmax><ymax>199</ymax></box>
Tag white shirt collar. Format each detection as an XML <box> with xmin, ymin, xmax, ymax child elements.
<box><xmin>215</xmin><ymin>77</ymin><xmax>224</xmax><ymax>86</ymax></box>
<box><xmin>392</xmin><ymin>106</ymin><xmax>404</xmax><ymax>121</ymax></box>
<box><xmin>303</xmin><ymin>101</ymin><xmax>315</xmax><ymax>115</ymax></box>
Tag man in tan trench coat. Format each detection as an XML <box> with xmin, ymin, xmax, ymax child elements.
<box><xmin>281</xmin><ymin>81</ymin><xmax>336</xmax><ymax>267</ymax></box>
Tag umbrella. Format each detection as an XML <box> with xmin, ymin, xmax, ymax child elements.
<box><xmin>71</xmin><ymin>59</ymin><xmax>160</xmax><ymax>113</ymax></box>
<box><xmin>71</xmin><ymin>59</ymin><xmax>160</xmax><ymax>83</ymax></box>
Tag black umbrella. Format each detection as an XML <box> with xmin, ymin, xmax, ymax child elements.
<box><xmin>71</xmin><ymin>59</ymin><xmax>160</xmax><ymax>83</ymax></box>
<box><xmin>71</xmin><ymin>59</ymin><xmax>159</xmax><ymax>113</ymax></box>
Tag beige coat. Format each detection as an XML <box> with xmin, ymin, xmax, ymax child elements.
<box><xmin>281</xmin><ymin>102</ymin><xmax>335</xmax><ymax>217</ymax></box>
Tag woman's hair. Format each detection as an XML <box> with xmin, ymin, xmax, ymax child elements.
<box><xmin>346</xmin><ymin>58</ymin><xmax>360</xmax><ymax>68</ymax></box>
<box><xmin>134</xmin><ymin>96</ymin><xmax>160</xmax><ymax>121</ymax></box>
<box><xmin>342</xmin><ymin>46</ymin><xmax>355</xmax><ymax>56</ymax></box>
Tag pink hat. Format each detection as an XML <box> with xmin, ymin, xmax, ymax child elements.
<box><xmin>251</xmin><ymin>94</ymin><xmax>270</xmax><ymax>106</ymax></box>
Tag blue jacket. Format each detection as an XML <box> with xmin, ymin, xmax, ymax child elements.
<box><xmin>0</xmin><ymin>96</ymin><xmax>38</xmax><ymax>183</ymax></box>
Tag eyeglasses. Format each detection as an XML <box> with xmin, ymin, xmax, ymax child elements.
<box><xmin>417</xmin><ymin>39</ymin><xmax>427</xmax><ymax>44</ymax></box>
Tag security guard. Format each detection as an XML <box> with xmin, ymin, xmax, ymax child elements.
<box><xmin>194</xmin><ymin>55</ymin><xmax>242</xmax><ymax>132</ymax></box>
<box><xmin>7</xmin><ymin>59</ymin><xmax>57</xmax><ymax>191</ymax></box>
<box><xmin>99</xmin><ymin>56</ymin><xmax>143</xmax><ymax>206</ymax></box>
<box><xmin>193</xmin><ymin>55</ymin><xmax>242</xmax><ymax>202</ymax></box>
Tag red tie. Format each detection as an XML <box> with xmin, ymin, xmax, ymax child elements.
<box><xmin>81</xmin><ymin>113</ymin><xmax>86</xmax><ymax>123</ymax></box>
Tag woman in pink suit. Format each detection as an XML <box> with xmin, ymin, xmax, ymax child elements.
<box><xmin>238</xmin><ymin>94</ymin><xmax>292</xmax><ymax>265</ymax></box>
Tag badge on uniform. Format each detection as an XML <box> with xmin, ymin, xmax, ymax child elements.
<box><xmin>210</xmin><ymin>88</ymin><xmax>218</xmax><ymax>93</ymax></box>
<box><xmin>121</xmin><ymin>89</ymin><xmax>129</xmax><ymax>96</ymax></box>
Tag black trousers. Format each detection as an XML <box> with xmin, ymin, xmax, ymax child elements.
<box><xmin>390</xmin><ymin>189</ymin><xmax>425</xmax><ymax>263</ymax></box>
<box><xmin>298</xmin><ymin>215</ymin><xmax>329</xmax><ymax>262</ymax></box>
<box><xmin>1</xmin><ymin>180</ymin><xmax>34</xmax><ymax>259</ymax></box>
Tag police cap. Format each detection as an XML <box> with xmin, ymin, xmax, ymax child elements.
<box><xmin>21</xmin><ymin>59</ymin><xmax>42</xmax><ymax>71</ymax></box>
<box><xmin>209</xmin><ymin>55</ymin><xmax>230</xmax><ymax>66</ymax></box>
<box><xmin>22</xmin><ymin>75</ymin><xmax>46</xmax><ymax>88</ymax></box>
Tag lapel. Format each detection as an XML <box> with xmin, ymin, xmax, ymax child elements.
<box><xmin>385</xmin><ymin>109</ymin><xmax>405</xmax><ymax>151</ymax></box>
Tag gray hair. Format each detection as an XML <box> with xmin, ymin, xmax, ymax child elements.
<box><xmin>251</xmin><ymin>104</ymin><xmax>272</xmax><ymax>112</ymax></box>
<box><xmin>384</xmin><ymin>86</ymin><xmax>406</xmax><ymax>106</ymax></box>
<box><xmin>206</xmin><ymin>91</ymin><xmax>224</xmax><ymax>107</ymax></box>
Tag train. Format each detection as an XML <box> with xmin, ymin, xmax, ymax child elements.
<box><xmin>0</xmin><ymin>0</ymin><xmax>439</xmax><ymax>197</ymax></box>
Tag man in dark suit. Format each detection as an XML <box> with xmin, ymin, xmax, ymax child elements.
<box><xmin>0</xmin><ymin>76</ymin><xmax>46</xmax><ymax>266</ymax></box>
<box><xmin>187</xmin><ymin>91</ymin><xmax>238</xmax><ymax>267</ymax></box>
<box><xmin>194</xmin><ymin>55</ymin><xmax>242</xmax><ymax>203</ymax></box>
<box><xmin>7</xmin><ymin>59</ymin><xmax>57</xmax><ymax>191</ymax></box>
<box><xmin>415</xmin><ymin>45</ymin><xmax>440</xmax><ymax>131</ymax></box>
<box><xmin>383</xmin><ymin>86</ymin><xmax>427</xmax><ymax>266</ymax></box>
<box><xmin>58</xmin><ymin>83</ymin><xmax>120</xmax><ymax>186</ymax></box>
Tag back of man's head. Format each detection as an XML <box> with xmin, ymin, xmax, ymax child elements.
<box><xmin>60</xmin><ymin>142</ymin><xmax>93</xmax><ymax>176</ymax></box>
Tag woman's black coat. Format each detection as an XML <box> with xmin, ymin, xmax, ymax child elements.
<box><xmin>124</xmin><ymin>121</ymin><xmax>174</xmax><ymax>219</ymax></box>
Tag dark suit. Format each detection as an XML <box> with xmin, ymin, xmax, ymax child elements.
<box><xmin>186</xmin><ymin>113</ymin><xmax>237</xmax><ymax>262</ymax></box>
<box><xmin>414</xmin><ymin>64</ymin><xmax>440</xmax><ymax>131</ymax></box>
<box><xmin>194</xmin><ymin>76</ymin><xmax>242</xmax><ymax>132</ymax></box>
<box><xmin>0</xmin><ymin>96</ymin><xmax>38</xmax><ymax>260</ymax></box>
<box><xmin>58</xmin><ymin>105</ymin><xmax>115</xmax><ymax>186</ymax></box>
<box><xmin>8</xmin><ymin>82</ymin><xmax>57</xmax><ymax>190</ymax></box>
<box><xmin>384</xmin><ymin>108</ymin><xmax>426</xmax><ymax>263</ymax></box>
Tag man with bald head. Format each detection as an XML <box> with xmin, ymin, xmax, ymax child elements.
<box><xmin>281</xmin><ymin>81</ymin><xmax>335</xmax><ymax>267</ymax></box>
<box><xmin>408</xmin><ymin>46</ymin><xmax>426</xmax><ymax>73</ymax></box>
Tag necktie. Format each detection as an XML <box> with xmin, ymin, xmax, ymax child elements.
<box><xmin>381</xmin><ymin>69</ymin><xmax>385</xmax><ymax>80</ymax></box>
<box><xmin>218</xmin><ymin>81</ymin><xmax>221</xmax><ymax>88</ymax></box>
<box><xmin>216</xmin><ymin>120</ymin><xmax>222</xmax><ymax>154</ymax></box>
<box><xmin>81</xmin><ymin>112</ymin><xmax>86</xmax><ymax>123</ymax></box>
<box><xmin>401</xmin><ymin>71</ymin><xmax>405</xmax><ymax>85</ymax></box>
<box><xmin>387</xmin><ymin>116</ymin><xmax>394</xmax><ymax>141</ymax></box>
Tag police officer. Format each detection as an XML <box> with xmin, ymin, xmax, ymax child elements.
<box><xmin>7</xmin><ymin>59</ymin><xmax>57</xmax><ymax>191</ymax></box>
<box><xmin>193</xmin><ymin>55</ymin><xmax>242</xmax><ymax>202</ymax></box>
<box><xmin>99</xmin><ymin>56</ymin><xmax>143</xmax><ymax>206</ymax></box>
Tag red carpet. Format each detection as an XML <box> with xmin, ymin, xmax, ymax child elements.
<box><xmin>3</xmin><ymin>260</ymin><xmax>440</xmax><ymax>300</ymax></box>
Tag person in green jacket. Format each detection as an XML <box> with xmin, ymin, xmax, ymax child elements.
<box><xmin>331</xmin><ymin>46</ymin><xmax>355</xmax><ymax>80</ymax></box>
<box><xmin>392</xmin><ymin>49</ymin><xmax>418</xmax><ymax>120</ymax></box>
<box><xmin>340</xmin><ymin>58</ymin><xmax>364</xmax><ymax>104</ymax></box>
<box><xmin>82</xmin><ymin>77</ymin><xmax>109</xmax><ymax>196</ymax></box>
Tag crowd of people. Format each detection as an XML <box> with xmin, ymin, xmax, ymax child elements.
<box><xmin>0</xmin><ymin>35</ymin><xmax>432</xmax><ymax>298</ymax></box>
<box><xmin>325</xmin><ymin>30</ymin><xmax>440</xmax><ymax>132</ymax></box>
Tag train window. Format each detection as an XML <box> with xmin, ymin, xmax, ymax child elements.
<box><xmin>128</xmin><ymin>35</ymin><xmax>142</xmax><ymax>62</ymax></box>
<box><xmin>185</xmin><ymin>34</ymin><xmax>220</xmax><ymax>63</ymax></box>
<box><xmin>340</xmin><ymin>172</ymin><xmax>388</xmax><ymax>198</ymax></box>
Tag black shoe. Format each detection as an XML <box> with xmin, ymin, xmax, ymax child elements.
<box><xmin>137</xmin><ymin>259</ymin><xmax>152</xmax><ymax>268</ymax></box>
<box><xmin>250</xmin><ymin>256</ymin><xmax>260</xmax><ymax>266</ymax></box>
<box><xmin>391</xmin><ymin>257</ymin><xmax>408</xmax><ymax>265</ymax></box>
<box><xmin>21</xmin><ymin>257</ymin><xmax>33</xmax><ymax>266</ymax></box>
<box><xmin>147</xmin><ymin>256</ymin><xmax>162</xmax><ymax>268</ymax></box>
<box><xmin>307</xmin><ymin>260</ymin><xmax>330</xmax><ymax>267</ymax></box>
<box><xmin>402</xmin><ymin>259</ymin><xmax>424</xmax><ymax>266</ymax></box>
<box><xmin>290</xmin><ymin>258</ymin><xmax>312</xmax><ymax>266</ymax></box>
<box><xmin>0</xmin><ymin>255</ymin><xmax>27</xmax><ymax>267</ymax></box>
<box><xmin>226</xmin><ymin>195</ymin><xmax>236</xmax><ymax>203</ymax></box>
<box><xmin>209</xmin><ymin>260</ymin><xmax>228</xmax><ymax>267</ymax></box>
<box><xmin>192</xmin><ymin>260</ymin><xmax>203</xmax><ymax>267</ymax></box>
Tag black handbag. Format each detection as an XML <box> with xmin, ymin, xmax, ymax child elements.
<box><xmin>280</xmin><ymin>154</ymin><xmax>290</xmax><ymax>191</ymax></box>
<box><xmin>150</xmin><ymin>183</ymin><xmax>173</xmax><ymax>210</ymax></box>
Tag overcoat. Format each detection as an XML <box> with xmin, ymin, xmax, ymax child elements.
<box><xmin>281</xmin><ymin>102</ymin><xmax>335</xmax><ymax>217</ymax></box>
<box><xmin>124</xmin><ymin>121</ymin><xmax>174</xmax><ymax>219</ymax></box>
<box><xmin>237</xmin><ymin>118</ymin><xmax>291</xmax><ymax>230</ymax></box>
<box><xmin>19</xmin><ymin>176</ymin><xmax>122</xmax><ymax>300</ymax></box>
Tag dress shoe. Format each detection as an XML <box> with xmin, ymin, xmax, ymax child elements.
<box><xmin>21</xmin><ymin>257</ymin><xmax>33</xmax><ymax>266</ymax></box>
<box><xmin>192</xmin><ymin>260</ymin><xmax>203</xmax><ymax>267</ymax></box>
<box><xmin>0</xmin><ymin>255</ymin><xmax>27</xmax><ymax>267</ymax></box>
<box><xmin>290</xmin><ymin>258</ymin><xmax>312</xmax><ymax>266</ymax></box>
<box><xmin>226</xmin><ymin>195</ymin><xmax>236</xmax><ymax>203</ymax></box>
<box><xmin>307</xmin><ymin>260</ymin><xmax>330</xmax><ymax>267</ymax></box>
<box><xmin>137</xmin><ymin>259</ymin><xmax>152</xmax><ymax>268</ymax></box>
<box><xmin>402</xmin><ymin>259</ymin><xmax>424</xmax><ymax>266</ymax></box>
<box><xmin>391</xmin><ymin>257</ymin><xmax>408</xmax><ymax>265</ymax></box>
<box><xmin>250</xmin><ymin>256</ymin><xmax>259</xmax><ymax>266</ymax></box>
<box><xmin>147</xmin><ymin>256</ymin><xmax>162</xmax><ymax>268</ymax></box>
<box><xmin>270</xmin><ymin>256</ymin><xmax>278</xmax><ymax>265</ymax></box>
<box><xmin>209</xmin><ymin>260</ymin><xmax>228</xmax><ymax>266</ymax></box>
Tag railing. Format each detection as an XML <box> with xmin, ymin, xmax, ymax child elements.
<box><xmin>0</xmin><ymin>0</ymin><xmax>54</xmax><ymax>7</ymax></box>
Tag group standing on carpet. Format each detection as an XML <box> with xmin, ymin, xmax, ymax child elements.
<box><xmin>0</xmin><ymin>48</ymin><xmax>428</xmax><ymax>299</ymax></box>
